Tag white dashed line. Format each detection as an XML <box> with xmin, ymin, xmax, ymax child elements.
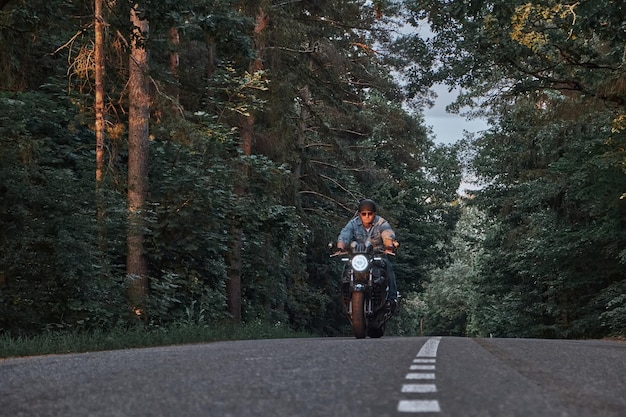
<box><xmin>406</xmin><ymin>373</ymin><xmax>436</xmax><ymax>379</ymax></box>
<box><xmin>410</xmin><ymin>365</ymin><xmax>436</xmax><ymax>371</ymax></box>
<box><xmin>416</xmin><ymin>337</ymin><xmax>441</xmax><ymax>358</ymax></box>
<box><xmin>401</xmin><ymin>384</ymin><xmax>437</xmax><ymax>393</ymax></box>
<box><xmin>398</xmin><ymin>337</ymin><xmax>442</xmax><ymax>413</ymax></box>
<box><xmin>398</xmin><ymin>400</ymin><xmax>441</xmax><ymax>413</ymax></box>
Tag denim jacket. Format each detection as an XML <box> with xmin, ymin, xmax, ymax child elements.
<box><xmin>337</xmin><ymin>215</ymin><xmax>395</xmax><ymax>252</ymax></box>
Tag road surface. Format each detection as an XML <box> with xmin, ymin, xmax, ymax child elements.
<box><xmin>1</xmin><ymin>336</ymin><xmax>624</xmax><ymax>416</ymax></box>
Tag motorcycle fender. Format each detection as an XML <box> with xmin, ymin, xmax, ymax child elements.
<box><xmin>352</xmin><ymin>283</ymin><xmax>367</xmax><ymax>292</ymax></box>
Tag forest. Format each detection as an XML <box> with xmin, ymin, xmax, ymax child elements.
<box><xmin>0</xmin><ymin>0</ymin><xmax>624</xmax><ymax>340</ymax></box>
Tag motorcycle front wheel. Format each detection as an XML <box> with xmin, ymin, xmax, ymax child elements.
<box><xmin>351</xmin><ymin>291</ymin><xmax>366</xmax><ymax>339</ymax></box>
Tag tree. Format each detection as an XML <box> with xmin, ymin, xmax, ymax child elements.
<box><xmin>468</xmin><ymin>94</ymin><xmax>626</xmax><ymax>338</ymax></box>
<box><xmin>223</xmin><ymin>5</ymin><xmax>271</xmax><ymax>322</ymax></box>
<box><xmin>94</xmin><ymin>0</ymin><xmax>105</xmax><ymax>185</ymax></box>
<box><xmin>404</xmin><ymin>1</ymin><xmax>626</xmax><ymax>121</ymax></box>
<box><xmin>127</xmin><ymin>2</ymin><xmax>150</xmax><ymax>314</ymax></box>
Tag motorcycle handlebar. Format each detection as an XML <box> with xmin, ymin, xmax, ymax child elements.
<box><xmin>327</xmin><ymin>241</ymin><xmax>398</xmax><ymax>257</ymax></box>
<box><xmin>329</xmin><ymin>249</ymin><xmax>395</xmax><ymax>258</ymax></box>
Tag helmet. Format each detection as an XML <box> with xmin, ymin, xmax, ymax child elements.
<box><xmin>358</xmin><ymin>199</ymin><xmax>377</xmax><ymax>213</ymax></box>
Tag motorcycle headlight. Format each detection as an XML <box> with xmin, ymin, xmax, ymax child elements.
<box><xmin>351</xmin><ymin>254</ymin><xmax>369</xmax><ymax>272</ymax></box>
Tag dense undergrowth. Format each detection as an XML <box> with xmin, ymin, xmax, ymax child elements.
<box><xmin>0</xmin><ymin>321</ymin><xmax>312</xmax><ymax>359</ymax></box>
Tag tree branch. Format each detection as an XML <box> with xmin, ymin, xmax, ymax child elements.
<box><xmin>310</xmin><ymin>159</ymin><xmax>367</xmax><ymax>172</ymax></box>
<box><xmin>298</xmin><ymin>190</ymin><xmax>354</xmax><ymax>213</ymax></box>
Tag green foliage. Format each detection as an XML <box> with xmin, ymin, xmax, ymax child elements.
<box><xmin>412</xmin><ymin>203</ymin><xmax>485</xmax><ymax>336</ymax></box>
<box><xmin>595</xmin><ymin>280</ymin><xmax>626</xmax><ymax>337</ymax></box>
<box><xmin>146</xmin><ymin>272</ymin><xmax>227</xmax><ymax>326</ymax></box>
<box><xmin>0</xmin><ymin>320</ymin><xmax>311</xmax><ymax>359</ymax></box>
<box><xmin>468</xmin><ymin>98</ymin><xmax>626</xmax><ymax>338</ymax></box>
<box><xmin>0</xmin><ymin>91</ymin><xmax>126</xmax><ymax>334</ymax></box>
<box><xmin>0</xmin><ymin>0</ymin><xmax>90</xmax><ymax>91</ymax></box>
<box><xmin>405</xmin><ymin>0</ymin><xmax>626</xmax><ymax>110</ymax></box>
<box><xmin>396</xmin><ymin>0</ymin><xmax>626</xmax><ymax>340</ymax></box>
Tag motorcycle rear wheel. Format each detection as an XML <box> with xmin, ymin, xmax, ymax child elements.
<box><xmin>351</xmin><ymin>291</ymin><xmax>366</xmax><ymax>339</ymax></box>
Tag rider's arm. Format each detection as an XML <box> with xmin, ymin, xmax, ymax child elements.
<box><xmin>381</xmin><ymin>223</ymin><xmax>397</xmax><ymax>252</ymax></box>
<box><xmin>337</xmin><ymin>218</ymin><xmax>357</xmax><ymax>248</ymax></box>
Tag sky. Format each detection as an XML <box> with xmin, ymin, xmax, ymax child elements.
<box><xmin>422</xmin><ymin>85</ymin><xmax>490</xmax><ymax>145</ymax></box>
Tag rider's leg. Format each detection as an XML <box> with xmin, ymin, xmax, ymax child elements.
<box><xmin>384</xmin><ymin>258</ymin><xmax>398</xmax><ymax>301</ymax></box>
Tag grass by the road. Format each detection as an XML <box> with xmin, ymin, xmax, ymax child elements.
<box><xmin>0</xmin><ymin>321</ymin><xmax>311</xmax><ymax>359</ymax></box>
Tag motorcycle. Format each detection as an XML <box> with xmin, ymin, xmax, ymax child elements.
<box><xmin>331</xmin><ymin>241</ymin><xmax>398</xmax><ymax>339</ymax></box>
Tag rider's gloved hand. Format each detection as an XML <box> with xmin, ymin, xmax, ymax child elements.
<box><xmin>384</xmin><ymin>239</ymin><xmax>399</xmax><ymax>254</ymax></box>
<box><xmin>334</xmin><ymin>241</ymin><xmax>346</xmax><ymax>255</ymax></box>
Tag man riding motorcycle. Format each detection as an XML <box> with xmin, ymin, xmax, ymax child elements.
<box><xmin>335</xmin><ymin>199</ymin><xmax>399</xmax><ymax>313</ymax></box>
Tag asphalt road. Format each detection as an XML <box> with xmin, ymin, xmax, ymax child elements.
<box><xmin>1</xmin><ymin>336</ymin><xmax>625</xmax><ymax>417</ymax></box>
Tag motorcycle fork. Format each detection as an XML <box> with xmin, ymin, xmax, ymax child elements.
<box><xmin>348</xmin><ymin>270</ymin><xmax>373</xmax><ymax>315</ymax></box>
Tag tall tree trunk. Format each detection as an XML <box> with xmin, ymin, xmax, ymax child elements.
<box><xmin>226</xmin><ymin>227</ymin><xmax>242</xmax><ymax>320</ymax></box>
<box><xmin>205</xmin><ymin>35</ymin><xmax>217</xmax><ymax>78</ymax></box>
<box><xmin>225</xmin><ymin>6</ymin><xmax>269</xmax><ymax>321</ymax></box>
<box><xmin>127</xmin><ymin>2</ymin><xmax>150</xmax><ymax>315</ymax></box>
<box><xmin>295</xmin><ymin>84</ymin><xmax>311</xmax><ymax>210</ymax></box>
<box><xmin>94</xmin><ymin>0</ymin><xmax>108</xmax><ymax>273</ymax></box>
<box><xmin>94</xmin><ymin>0</ymin><xmax>105</xmax><ymax>186</ymax></box>
<box><xmin>168</xmin><ymin>26</ymin><xmax>180</xmax><ymax>107</ymax></box>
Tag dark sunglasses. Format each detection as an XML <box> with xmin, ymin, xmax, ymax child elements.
<box><xmin>359</xmin><ymin>211</ymin><xmax>374</xmax><ymax>216</ymax></box>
